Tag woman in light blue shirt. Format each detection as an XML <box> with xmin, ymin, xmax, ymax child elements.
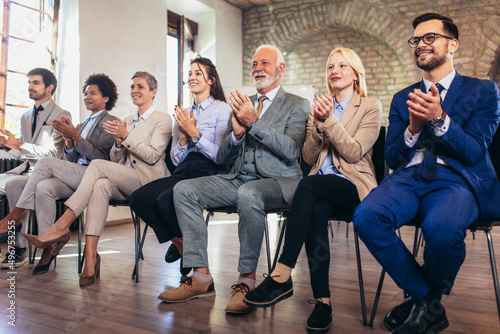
<box><xmin>130</xmin><ymin>57</ymin><xmax>230</xmax><ymax>275</ymax></box>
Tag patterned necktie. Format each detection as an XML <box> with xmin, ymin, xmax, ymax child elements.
<box><xmin>32</xmin><ymin>105</ymin><xmax>44</xmax><ymax>136</ymax></box>
<box><xmin>414</xmin><ymin>83</ymin><xmax>445</xmax><ymax>180</ymax></box>
<box><xmin>255</xmin><ymin>95</ymin><xmax>268</xmax><ymax>118</ymax></box>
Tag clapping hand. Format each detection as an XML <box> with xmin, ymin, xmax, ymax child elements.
<box><xmin>313</xmin><ymin>95</ymin><xmax>334</xmax><ymax>126</ymax></box>
<box><xmin>103</xmin><ymin>117</ymin><xmax>129</xmax><ymax>147</ymax></box>
<box><xmin>229</xmin><ymin>90</ymin><xmax>257</xmax><ymax>140</ymax></box>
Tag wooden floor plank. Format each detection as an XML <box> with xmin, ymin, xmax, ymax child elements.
<box><xmin>0</xmin><ymin>212</ymin><xmax>499</xmax><ymax>333</ymax></box>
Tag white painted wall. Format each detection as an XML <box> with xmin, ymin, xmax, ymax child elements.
<box><xmin>65</xmin><ymin>0</ymin><xmax>242</xmax><ymax>222</ymax></box>
<box><xmin>167</xmin><ymin>0</ymin><xmax>242</xmax><ymax>89</ymax></box>
<box><xmin>78</xmin><ymin>0</ymin><xmax>169</xmax><ymax>122</ymax></box>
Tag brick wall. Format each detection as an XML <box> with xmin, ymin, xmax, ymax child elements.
<box><xmin>241</xmin><ymin>0</ymin><xmax>500</xmax><ymax>121</ymax></box>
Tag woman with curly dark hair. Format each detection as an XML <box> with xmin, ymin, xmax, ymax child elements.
<box><xmin>129</xmin><ymin>57</ymin><xmax>231</xmax><ymax>276</ymax></box>
<box><xmin>0</xmin><ymin>73</ymin><xmax>118</xmax><ymax>275</ymax></box>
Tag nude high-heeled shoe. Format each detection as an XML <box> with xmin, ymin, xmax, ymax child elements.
<box><xmin>23</xmin><ymin>232</ymin><xmax>70</xmax><ymax>254</ymax></box>
<box><xmin>79</xmin><ymin>253</ymin><xmax>101</xmax><ymax>287</ymax></box>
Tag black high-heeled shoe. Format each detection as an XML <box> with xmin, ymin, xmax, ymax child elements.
<box><xmin>32</xmin><ymin>255</ymin><xmax>56</xmax><ymax>275</ymax></box>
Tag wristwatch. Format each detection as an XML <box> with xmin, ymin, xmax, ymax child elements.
<box><xmin>249</xmin><ymin>119</ymin><xmax>257</xmax><ymax>129</ymax></box>
<box><xmin>430</xmin><ymin>116</ymin><xmax>445</xmax><ymax>130</ymax></box>
<box><xmin>192</xmin><ymin>133</ymin><xmax>202</xmax><ymax>144</ymax></box>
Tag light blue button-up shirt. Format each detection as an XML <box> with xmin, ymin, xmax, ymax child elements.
<box><xmin>317</xmin><ymin>93</ymin><xmax>354</xmax><ymax>183</ymax></box>
<box><xmin>171</xmin><ymin>96</ymin><xmax>231</xmax><ymax>165</ymax></box>
<box><xmin>64</xmin><ymin>110</ymin><xmax>104</xmax><ymax>166</ymax></box>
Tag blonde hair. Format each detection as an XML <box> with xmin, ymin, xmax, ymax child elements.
<box><xmin>325</xmin><ymin>47</ymin><xmax>367</xmax><ymax>98</ymax></box>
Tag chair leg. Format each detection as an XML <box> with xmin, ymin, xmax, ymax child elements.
<box><xmin>27</xmin><ymin>211</ymin><xmax>35</xmax><ymax>264</ymax></box>
<box><xmin>132</xmin><ymin>212</ymin><xmax>140</xmax><ymax>282</ymax></box>
<box><xmin>264</xmin><ymin>214</ymin><xmax>272</xmax><ymax>274</ymax></box>
<box><xmin>485</xmin><ymin>229</ymin><xmax>500</xmax><ymax>323</ymax></box>
<box><xmin>354</xmin><ymin>230</ymin><xmax>367</xmax><ymax>326</ymax></box>
<box><xmin>78</xmin><ymin>214</ymin><xmax>83</xmax><ymax>273</ymax></box>
<box><xmin>328</xmin><ymin>220</ymin><xmax>334</xmax><ymax>239</ymax></box>
<box><xmin>369</xmin><ymin>268</ymin><xmax>386</xmax><ymax>327</ymax></box>
<box><xmin>272</xmin><ymin>216</ymin><xmax>287</xmax><ymax>271</ymax></box>
<box><xmin>139</xmin><ymin>224</ymin><xmax>148</xmax><ymax>260</ymax></box>
<box><xmin>412</xmin><ymin>226</ymin><xmax>421</xmax><ymax>258</ymax></box>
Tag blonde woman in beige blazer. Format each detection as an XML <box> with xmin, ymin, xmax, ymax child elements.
<box><xmin>245</xmin><ymin>48</ymin><xmax>382</xmax><ymax>333</ymax></box>
<box><xmin>25</xmin><ymin>71</ymin><xmax>172</xmax><ymax>286</ymax></box>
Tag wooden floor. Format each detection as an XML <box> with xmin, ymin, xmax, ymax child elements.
<box><xmin>1</xmin><ymin>213</ymin><xmax>499</xmax><ymax>334</ymax></box>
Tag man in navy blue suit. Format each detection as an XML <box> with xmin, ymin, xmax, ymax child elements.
<box><xmin>353</xmin><ymin>13</ymin><xmax>500</xmax><ymax>334</ymax></box>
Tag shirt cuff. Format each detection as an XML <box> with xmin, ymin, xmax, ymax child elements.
<box><xmin>231</xmin><ymin>132</ymin><xmax>245</xmax><ymax>145</ymax></box>
<box><xmin>65</xmin><ymin>147</ymin><xmax>75</xmax><ymax>153</ymax></box>
<box><xmin>404</xmin><ymin>127</ymin><xmax>421</xmax><ymax>148</ymax></box>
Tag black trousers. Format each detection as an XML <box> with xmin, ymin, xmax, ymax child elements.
<box><xmin>278</xmin><ymin>174</ymin><xmax>360</xmax><ymax>299</ymax></box>
<box><xmin>130</xmin><ymin>153</ymin><xmax>225</xmax><ymax>243</ymax></box>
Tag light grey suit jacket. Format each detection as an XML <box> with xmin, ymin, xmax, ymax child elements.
<box><xmin>111</xmin><ymin>110</ymin><xmax>172</xmax><ymax>186</ymax></box>
<box><xmin>65</xmin><ymin>110</ymin><xmax>116</xmax><ymax>163</ymax></box>
<box><xmin>6</xmin><ymin>99</ymin><xmax>71</xmax><ymax>174</ymax></box>
<box><xmin>217</xmin><ymin>87</ymin><xmax>310</xmax><ymax>204</ymax></box>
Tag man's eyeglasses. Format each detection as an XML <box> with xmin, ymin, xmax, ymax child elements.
<box><xmin>408</xmin><ymin>33</ymin><xmax>454</xmax><ymax>48</ymax></box>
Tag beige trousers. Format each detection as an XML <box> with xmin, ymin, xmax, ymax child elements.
<box><xmin>65</xmin><ymin>159</ymin><xmax>142</xmax><ymax>236</ymax></box>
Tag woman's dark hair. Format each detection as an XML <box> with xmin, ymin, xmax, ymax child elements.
<box><xmin>82</xmin><ymin>74</ymin><xmax>119</xmax><ymax>110</ymax></box>
<box><xmin>412</xmin><ymin>13</ymin><xmax>459</xmax><ymax>40</ymax></box>
<box><xmin>191</xmin><ymin>56</ymin><xmax>226</xmax><ymax>102</ymax></box>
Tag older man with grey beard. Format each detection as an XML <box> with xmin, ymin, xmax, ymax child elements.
<box><xmin>157</xmin><ymin>44</ymin><xmax>310</xmax><ymax>314</ymax></box>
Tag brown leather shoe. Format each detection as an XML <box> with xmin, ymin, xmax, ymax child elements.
<box><xmin>158</xmin><ymin>276</ymin><xmax>215</xmax><ymax>303</ymax></box>
<box><xmin>225</xmin><ymin>282</ymin><xmax>255</xmax><ymax>314</ymax></box>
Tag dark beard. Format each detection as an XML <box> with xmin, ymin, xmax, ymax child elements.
<box><xmin>415</xmin><ymin>50</ymin><xmax>447</xmax><ymax>71</ymax></box>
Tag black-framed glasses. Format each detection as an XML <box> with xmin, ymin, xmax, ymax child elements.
<box><xmin>408</xmin><ymin>33</ymin><xmax>454</xmax><ymax>48</ymax></box>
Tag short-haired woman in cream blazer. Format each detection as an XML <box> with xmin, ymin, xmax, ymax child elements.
<box><xmin>245</xmin><ymin>48</ymin><xmax>382</xmax><ymax>334</ymax></box>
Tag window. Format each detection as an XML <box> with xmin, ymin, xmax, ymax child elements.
<box><xmin>0</xmin><ymin>0</ymin><xmax>60</xmax><ymax>136</ymax></box>
<box><xmin>166</xmin><ymin>10</ymin><xmax>198</xmax><ymax>113</ymax></box>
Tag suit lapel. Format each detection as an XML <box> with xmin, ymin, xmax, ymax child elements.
<box><xmin>339</xmin><ymin>92</ymin><xmax>361</xmax><ymax>127</ymax></box>
<box><xmin>85</xmin><ymin>110</ymin><xmax>108</xmax><ymax>140</ymax></box>
<box><xmin>32</xmin><ymin>99</ymin><xmax>54</xmax><ymax>140</ymax></box>
<box><xmin>26</xmin><ymin>107</ymin><xmax>35</xmax><ymax>142</ymax></box>
<box><xmin>260</xmin><ymin>87</ymin><xmax>286</xmax><ymax>125</ymax></box>
<box><xmin>441</xmin><ymin>72</ymin><xmax>464</xmax><ymax>115</ymax></box>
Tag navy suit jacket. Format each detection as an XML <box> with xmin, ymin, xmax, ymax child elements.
<box><xmin>385</xmin><ymin>72</ymin><xmax>500</xmax><ymax>219</ymax></box>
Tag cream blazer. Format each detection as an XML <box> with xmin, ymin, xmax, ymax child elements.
<box><xmin>302</xmin><ymin>92</ymin><xmax>382</xmax><ymax>200</ymax></box>
<box><xmin>110</xmin><ymin>110</ymin><xmax>173</xmax><ymax>185</ymax></box>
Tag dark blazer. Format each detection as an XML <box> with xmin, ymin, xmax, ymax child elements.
<box><xmin>217</xmin><ymin>87</ymin><xmax>310</xmax><ymax>204</ymax></box>
<box><xmin>385</xmin><ymin>72</ymin><xmax>500</xmax><ymax>219</ymax></box>
<box><xmin>65</xmin><ymin>110</ymin><xmax>116</xmax><ymax>163</ymax></box>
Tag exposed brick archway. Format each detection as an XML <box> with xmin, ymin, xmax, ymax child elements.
<box><xmin>243</xmin><ymin>2</ymin><xmax>420</xmax><ymax>84</ymax></box>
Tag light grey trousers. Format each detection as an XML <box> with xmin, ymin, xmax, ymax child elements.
<box><xmin>15</xmin><ymin>157</ymin><xmax>87</xmax><ymax>238</ymax></box>
<box><xmin>173</xmin><ymin>174</ymin><xmax>287</xmax><ymax>274</ymax></box>
<box><xmin>1</xmin><ymin>174</ymin><xmax>29</xmax><ymax>248</ymax></box>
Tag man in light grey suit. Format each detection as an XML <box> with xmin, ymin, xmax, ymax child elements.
<box><xmin>159</xmin><ymin>45</ymin><xmax>310</xmax><ymax>314</ymax></box>
<box><xmin>0</xmin><ymin>73</ymin><xmax>117</xmax><ymax>273</ymax></box>
<box><xmin>0</xmin><ymin>68</ymin><xmax>70</xmax><ymax>268</ymax></box>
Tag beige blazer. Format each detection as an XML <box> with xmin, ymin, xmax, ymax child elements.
<box><xmin>110</xmin><ymin>110</ymin><xmax>173</xmax><ymax>185</ymax></box>
<box><xmin>303</xmin><ymin>92</ymin><xmax>382</xmax><ymax>200</ymax></box>
<box><xmin>5</xmin><ymin>99</ymin><xmax>71</xmax><ymax>174</ymax></box>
